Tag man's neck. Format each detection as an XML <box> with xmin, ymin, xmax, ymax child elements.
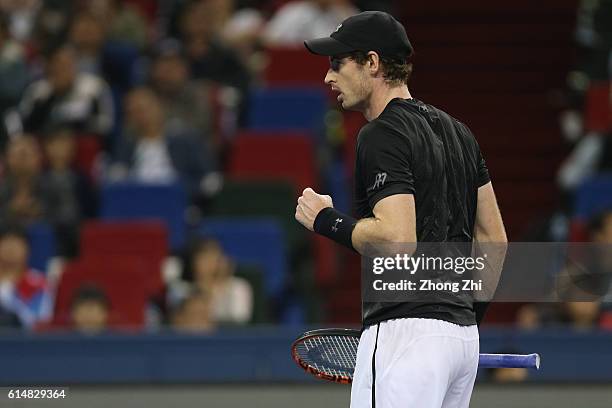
<box><xmin>362</xmin><ymin>85</ymin><xmax>412</xmax><ymax>122</ymax></box>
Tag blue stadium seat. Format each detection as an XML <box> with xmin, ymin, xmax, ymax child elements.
<box><xmin>198</xmin><ymin>218</ymin><xmax>288</xmax><ymax>299</ymax></box>
<box><xmin>100</xmin><ymin>182</ymin><xmax>187</xmax><ymax>250</ymax></box>
<box><xmin>27</xmin><ymin>223</ymin><xmax>56</xmax><ymax>273</ymax></box>
<box><xmin>574</xmin><ymin>174</ymin><xmax>612</xmax><ymax>219</ymax></box>
<box><xmin>245</xmin><ymin>87</ymin><xmax>327</xmax><ymax>137</ymax></box>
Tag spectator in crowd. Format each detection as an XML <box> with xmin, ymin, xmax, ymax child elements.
<box><xmin>560</xmin><ymin>0</ymin><xmax>612</xmax><ymax>143</ymax></box>
<box><xmin>263</xmin><ymin>0</ymin><xmax>358</xmax><ymax>45</ymax></box>
<box><xmin>171</xmin><ymin>289</ymin><xmax>216</xmax><ymax>333</ymax></box>
<box><xmin>68</xmin><ymin>12</ymin><xmax>107</xmax><ymax>76</ymax></box>
<box><xmin>109</xmin><ymin>87</ymin><xmax>217</xmax><ymax>199</ymax></box>
<box><xmin>557</xmin><ymin>130</ymin><xmax>612</xmax><ymax>197</ymax></box>
<box><xmin>0</xmin><ymin>135</ymin><xmax>46</xmax><ymax>225</ymax></box>
<box><xmin>517</xmin><ymin>209</ymin><xmax>612</xmax><ymax>330</ymax></box>
<box><xmin>169</xmin><ymin>238</ymin><xmax>253</xmax><ymax>325</ymax></box>
<box><xmin>68</xmin><ymin>10</ymin><xmax>142</xmax><ymax>101</ymax></box>
<box><xmin>0</xmin><ymin>0</ymin><xmax>42</xmax><ymax>43</ymax></box>
<box><xmin>213</xmin><ymin>0</ymin><xmax>265</xmax><ymax>71</ymax></box>
<box><xmin>0</xmin><ymin>228</ymin><xmax>51</xmax><ymax>329</ymax></box>
<box><xmin>0</xmin><ymin>14</ymin><xmax>29</xmax><ymax>151</ymax></box>
<box><xmin>18</xmin><ymin>45</ymin><xmax>114</xmax><ymax>138</ymax></box>
<box><xmin>86</xmin><ymin>0</ymin><xmax>149</xmax><ymax>50</ymax></box>
<box><xmin>179</xmin><ymin>1</ymin><xmax>251</xmax><ymax>95</ymax></box>
<box><xmin>190</xmin><ymin>238</ymin><xmax>252</xmax><ymax>324</ymax></box>
<box><xmin>41</xmin><ymin>128</ymin><xmax>93</xmax><ymax>256</ymax></box>
<box><xmin>69</xmin><ymin>284</ymin><xmax>110</xmax><ymax>334</ymax></box>
<box><xmin>149</xmin><ymin>40</ymin><xmax>216</xmax><ymax>148</ymax></box>
<box><xmin>0</xmin><ymin>134</ymin><xmax>88</xmax><ymax>253</ymax></box>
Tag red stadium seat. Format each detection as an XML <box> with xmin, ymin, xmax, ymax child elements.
<box><xmin>584</xmin><ymin>82</ymin><xmax>612</xmax><ymax>133</ymax></box>
<box><xmin>228</xmin><ymin>133</ymin><xmax>340</xmax><ymax>288</ymax></box>
<box><xmin>80</xmin><ymin>221</ymin><xmax>169</xmax><ymax>297</ymax></box>
<box><xmin>600</xmin><ymin>311</ymin><xmax>612</xmax><ymax>330</ymax></box>
<box><xmin>264</xmin><ymin>47</ymin><xmax>330</xmax><ymax>85</ymax></box>
<box><xmin>74</xmin><ymin>134</ymin><xmax>102</xmax><ymax>181</ymax></box>
<box><xmin>228</xmin><ymin>133</ymin><xmax>317</xmax><ymax>192</ymax></box>
<box><xmin>53</xmin><ymin>257</ymin><xmax>148</xmax><ymax>330</ymax></box>
<box><xmin>568</xmin><ymin>220</ymin><xmax>589</xmax><ymax>242</ymax></box>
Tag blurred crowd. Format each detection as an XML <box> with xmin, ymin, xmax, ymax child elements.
<box><xmin>516</xmin><ymin>0</ymin><xmax>612</xmax><ymax>335</ymax></box>
<box><xmin>0</xmin><ymin>0</ymin><xmax>395</xmax><ymax>333</ymax></box>
<box><xmin>0</xmin><ymin>0</ymin><xmax>610</xmax><ymax>341</ymax></box>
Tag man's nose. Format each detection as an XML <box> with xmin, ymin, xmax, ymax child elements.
<box><xmin>324</xmin><ymin>69</ymin><xmax>334</xmax><ymax>85</ymax></box>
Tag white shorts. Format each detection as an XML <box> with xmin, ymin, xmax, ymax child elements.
<box><xmin>350</xmin><ymin>318</ymin><xmax>479</xmax><ymax>408</ymax></box>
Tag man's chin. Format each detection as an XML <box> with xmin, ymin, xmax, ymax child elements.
<box><xmin>340</xmin><ymin>100</ymin><xmax>357</xmax><ymax>111</ymax></box>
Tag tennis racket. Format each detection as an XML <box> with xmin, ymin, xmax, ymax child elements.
<box><xmin>291</xmin><ymin>328</ymin><xmax>541</xmax><ymax>384</ymax></box>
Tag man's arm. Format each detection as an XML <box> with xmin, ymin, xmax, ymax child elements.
<box><xmin>351</xmin><ymin>193</ymin><xmax>416</xmax><ymax>254</ymax></box>
<box><xmin>294</xmin><ymin>189</ymin><xmax>416</xmax><ymax>255</ymax></box>
<box><xmin>474</xmin><ymin>182</ymin><xmax>507</xmax><ymax>243</ymax></box>
<box><xmin>472</xmin><ymin>181</ymin><xmax>507</xmax><ymax>324</ymax></box>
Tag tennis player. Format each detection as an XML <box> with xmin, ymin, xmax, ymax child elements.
<box><xmin>295</xmin><ymin>11</ymin><xmax>507</xmax><ymax>408</ymax></box>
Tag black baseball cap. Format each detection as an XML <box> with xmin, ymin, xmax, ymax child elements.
<box><xmin>304</xmin><ymin>11</ymin><xmax>413</xmax><ymax>60</ymax></box>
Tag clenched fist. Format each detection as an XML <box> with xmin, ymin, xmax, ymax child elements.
<box><xmin>295</xmin><ymin>188</ymin><xmax>333</xmax><ymax>231</ymax></box>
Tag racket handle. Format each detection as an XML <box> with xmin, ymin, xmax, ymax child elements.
<box><xmin>479</xmin><ymin>353</ymin><xmax>540</xmax><ymax>369</ymax></box>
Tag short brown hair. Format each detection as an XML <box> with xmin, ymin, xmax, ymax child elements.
<box><xmin>349</xmin><ymin>51</ymin><xmax>413</xmax><ymax>86</ymax></box>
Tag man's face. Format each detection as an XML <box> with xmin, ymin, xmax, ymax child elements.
<box><xmin>151</xmin><ymin>56</ymin><xmax>189</xmax><ymax>94</ymax></box>
<box><xmin>71</xmin><ymin>300</ymin><xmax>109</xmax><ymax>333</ymax></box>
<box><xmin>0</xmin><ymin>235</ymin><xmax>29</xmax><ymax>273</ymax></box>
<box><xmin>69</xmin><ymin>15</ymin><xmax>105</xmax><ymax>52</ymax></box>
<box><xmin>6</xmin><ymin>137</ymin><xmax>41</xmax><ymax>178</ymax></box>
<box><xmin>125</xmin><ymin>89</ymin><xmax>163</xmax><ymax>133</ymax></box>
<box><xmin>324</xmin><ymin>55</ymin><xmax>370</xmax><ymax>111</ymax></box>
<box><xmin>48</xmin><ymin>49</ymin><xmax>77</xmax><ymax>92</ymax></box>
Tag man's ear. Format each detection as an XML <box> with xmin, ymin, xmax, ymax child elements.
<box><xmin>367</xmin><ymin>51</ymin><xmax>381</xmax><ymax>75</ymax></box>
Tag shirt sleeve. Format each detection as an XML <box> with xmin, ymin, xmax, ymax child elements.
<box><xmin>457</xmin><ymin>120</ymin><xmax>490</xmax><ymax>187</ymax></box>
<box><xmin>477</xmin><ymin>147</ymin><xmax>491</xmax><ymax>187</ymax></box>
<box><xmin>357</xmin><ymin>122</ymin><xmax>415</xmax><ymax>210</ymax></box>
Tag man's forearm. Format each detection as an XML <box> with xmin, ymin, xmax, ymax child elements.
<box><xmin>352</xmin><ymin>216</ymin><xmax>416</xmax><ymax>254</ymax></box>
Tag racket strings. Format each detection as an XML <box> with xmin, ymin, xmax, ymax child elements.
<box><xmin>296</xmin><ymin>335</ymin><xmax>359</xmax><ymax>379</ymax></box>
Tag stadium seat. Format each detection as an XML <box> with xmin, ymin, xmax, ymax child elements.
<box><xmin>53</xmin><ymin>257</ymin><xmax>148</xmax><ymax>329</ymax></box>
<box><xmin>245</xmin><ymin>87</ymin><xmax>327</xmax><ymax>137</ymax></box>
<box><xmin>584</xmin><ymin>81</ymin><xmax>612</xmax><ymax>133</ymax></box>
<box><xmin>26</xmin><ymin>223</ymin><xmax>56</xmax><ymax>273</ymax></box>
<box><xmin>228</xmin><ymin>133</ymin><xmax>317</xmax><ymax>192</ymax></box>
<box><xmin>574</xmin><ymin>174</ymin><xmax>612</xmax><ymax>220</ymax></box>
<box><xmin>209</xmin><ymin>180</ymin><xmax>303</xmax><ymax>251</ymax></box>
<box><xmin>264</xmin><ymin>47</ymin><xmax>330</xmax><ymax>85</ymax></box>
<box><xmin>199</xmin><ymin>217</ymin><xmax>288</xmax><ymax>299</ymax></box>
<box><xmin>99</xmin><ymin>182</ymin><xmax>187</xmax><ymax>250</ymax></box>
<box><xmin>74</xmin><ymin>134</ymin><xmax>102</xmax><ymax>181</ymax></box>
<box><xmin>80</xmin><ymin>221</ymin><xmax>169</xmax><ymax>297</ymax></box>
<box><xmin>209</xmin><ymin>179</ymin><xmax>337</xmax><ymax>290</ymax></box>
<box><xmin>568</xmin><ymin>220</ymin><xmax>589</xmax><ymax>242</ymax></box>
<box><xmin>234</xmin><ymin>265</ymin><xmax>270</xmax><ymax>324</ymax></box>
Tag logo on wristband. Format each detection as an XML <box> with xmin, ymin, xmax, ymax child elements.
<box><xmin>332</xmin><ymin>218</ymin><xmax>343</xmax><ymax>232</ymax></box>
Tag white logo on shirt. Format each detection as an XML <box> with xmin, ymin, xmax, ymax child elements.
<box><xmin>334</xmin><ymin>24</ymin><xmax>343</xmax><ymax>33</ymax></box>
<box><xmin>372</xmin><ymin>172</ymin><xmax>387</xmax><ymax>189</ymax></box>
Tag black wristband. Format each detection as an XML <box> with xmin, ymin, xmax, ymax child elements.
<box><xmin>313</xmin><ymin>207</ymin><xmax>357</xmax><ymax>251</ymax></box>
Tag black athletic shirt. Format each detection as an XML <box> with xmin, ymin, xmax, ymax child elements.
<box><xmin>355</xmin><ymin>98</ymin><xmax>490</xmax><ymax>327</ymax></box>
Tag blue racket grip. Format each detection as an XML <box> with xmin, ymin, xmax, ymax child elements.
<box><xmin>479</xmin><ymin>353</ymin><xmax>540</xmax><ymax>369</ymax></box>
